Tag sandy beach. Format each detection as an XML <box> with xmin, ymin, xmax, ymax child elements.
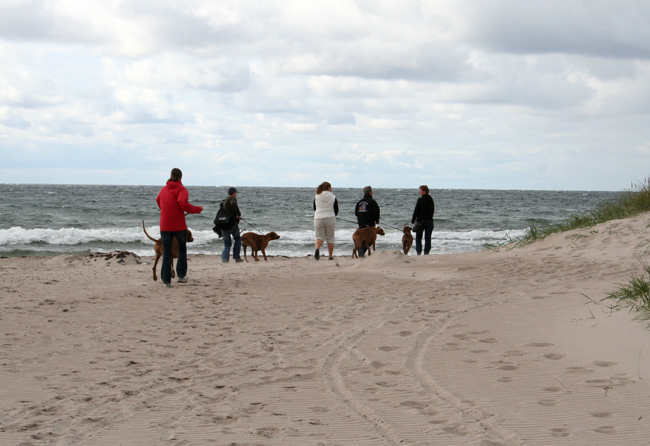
<box><xmin>2</xmin><ymin>213</ymin><xmax>650</xmax><ymax>445</ymax></box>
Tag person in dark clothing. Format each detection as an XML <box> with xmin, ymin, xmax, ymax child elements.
<box><xmin>354</xmin><ymin>186</ymin><xmax>380</xmax><ymax>257</ymax></box>
<box><xmin>411</xmin><ymin>185</ymin><xmax>434</xmax><ymax>255</ymax></box>
<box><xmin>221</xmin><ymin>187</ymin><xmax>243</xmax><ymax>263</ymax></box>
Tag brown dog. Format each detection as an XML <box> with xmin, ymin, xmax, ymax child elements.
<box><xmin>402</xmin><ymin>225</ymin><xmax>414</xmax><ymax>255</ymax></box>
<box><xmin>142</xmin><ymin>220</ymin><xmax>194</xmax><ymax>281</ymax></box>
<box><xmin>241</xmin><ymin>231</ymin><xmax>280</xmax><ymax>261</ymax></box>
<box><xmin>352</xmin><ymin>226</ymin><xmax>385</xmax><ymax>258</ymax></box>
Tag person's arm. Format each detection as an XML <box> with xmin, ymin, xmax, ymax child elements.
<box><xmin>373</xmin><ymin>200</ymin><xmax>380</xmax><ymax>224</ymax></box>
<box><xmin>232</xmin><ymin>199</ymin><xmax>241</xmax><ymax>218</ymax></box>
<box><xmin>178</xmin><ymin>188</ymin><xmax>202</xmax><ymax>214</ymax></box>
<box><xmin>411</xmin><ymin>198</ymin><xmax>421</xmax><ymax>224</ymax></box>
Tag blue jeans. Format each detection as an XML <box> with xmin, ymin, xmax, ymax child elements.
<box><xmin>221</xmin><ymin>225</ymin><xmax>241</xmax><ymax>262</ymax></box>
<box><xmin>415</xmin><ymin>220</ymin><xmax>434</xmax><ymax>255</ymax></box>
<box><xmin>161</xmin><ymin>230</ymin><xmax>187</xmax><ymax>284</ymax></box>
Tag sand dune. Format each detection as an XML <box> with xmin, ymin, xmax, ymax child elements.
<box><xmin>2</xmin><ymin>213</ymin><xmax>650</xmax><ymax>445</ymax></box>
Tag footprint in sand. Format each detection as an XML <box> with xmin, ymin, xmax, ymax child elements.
<box><xmin>503</xmin><ymin>350</ymin><xmax>526</xmax><ymax>357</ymax></box>
<box><xmin>529</xmin><ymin>342</ymin><xmax>554</xmax><ymax>347</ymax></box>
<box><xmin>551</xmin><ymin>427</ymin><xmax>570</xmax><ymax>437</ymax></box>
<box><xmin>498</xmin><ymin>364</ymin><xmax>518</xmax><ymax>371</ymax></box>
<box><xmin>544</xmin><ymin>353</ymin><xmax>565</xmax><ymax>360</ymax></box>
<box><xmin>592</xmin><ymin>412</ymin><xmax>612</xmax><ymax>418</ymax></box>
<box><xmin>595</xmin><ymin>426</ymin><xmax>617</xmax><ymax>434</ymax></box>
<box><xmin>538</xmin><ymin>399</ymin><xmax>557</xmax><ymax>406</ymax></box>
<box><xmin>378</xmin><ymin>346</ymin><xmax>400</xmax><ymax>352</ymax></box>
<box><xmin>594</xmin><ymin>361</ymin><xmax>618</xmax><ymax>367</ymax></box>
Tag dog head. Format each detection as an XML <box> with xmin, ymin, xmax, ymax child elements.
<box><xmin>187</xmin><ymin>229</ymin><xmax>194</xmax><ymax>243</ymax></box>
<box><xmin>403</xmin><ymin>226</ymin><xmax>412</xmax><ymax>235</ymax></box>
<box><xmin>376</xmin><ymin>227</ymin><xmax>385</xmax><ymax>236</ymax></box>
<box><xmin>267</xmin><ymin>232</ymin><xmax>280</xmax><ymax>240</ymax></box>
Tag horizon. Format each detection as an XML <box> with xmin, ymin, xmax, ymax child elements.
<box><xmin>0</xmin><ymin>181</ymin><xmax>632</xmax><ymax>193</ymax></box>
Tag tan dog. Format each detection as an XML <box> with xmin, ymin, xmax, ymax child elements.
<box><xmin>402</xmin><ymin>225</ymin><xmax>414</xmax><ymax>255</ymax></box>
<box><xmin>241</xmin><ymin>231</ymin><xmax>280</xmax><ymax>261</ymax></box>
<box><xmin>142</xmin><ymin>220</ymin><xmax>194</xmax><ymax>281</ymax></box>
<box><xmin>352</xmin><ymin>226</ymin><xmax>385</xmax><ymax>258</ymax></box>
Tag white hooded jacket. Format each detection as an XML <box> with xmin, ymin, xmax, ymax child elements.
<box><xmin>314</xmin><ymin>190</ymin><xmax>337</xmax><ymax>219</ymax></box>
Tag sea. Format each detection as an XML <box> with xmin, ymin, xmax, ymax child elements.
<box><xmin>0</xmin><ymin>184</ymin><xmax>622</xmax><ymax>258</ymax></box>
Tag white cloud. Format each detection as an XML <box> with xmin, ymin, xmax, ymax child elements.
<box><xmin>0</xmin><ymin>0</ymin><xmax>649</xmax><ymax>190</ymax></box>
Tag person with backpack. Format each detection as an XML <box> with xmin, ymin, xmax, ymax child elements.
<box><xmin>218</xmin><ymin>187</ymin><xmax>243</xmax><ymax>263</ymax></box>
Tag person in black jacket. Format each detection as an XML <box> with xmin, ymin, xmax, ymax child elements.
<box><xmin>355</xmin><ymin>186</ymin><xmax>380</xmax><ymax>257</ymax></box>
<box><xmin>221</xmin><ymin>187</ymin><xmax>243</xmax><ymax>263</ymax></box>
<box><xmin>411</xmin><ymin>185</ymin><xmax>434</xmax><ymax>255</ymax></box>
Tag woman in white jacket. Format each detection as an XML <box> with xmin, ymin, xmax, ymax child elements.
<box><xmin>313</xmin><ymin>181</ymin><xmax>339</xmax><ymax>260</ymax></box>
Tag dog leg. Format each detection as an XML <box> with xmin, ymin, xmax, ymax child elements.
<box><xmin>243</xmin><ymin>246</ymin><xmax>249</xmax><ymax>262</ymax></box>
<box><xmin>152</xmin><ymin>253</ymin><xmax>160</xmax><ymax>281</ymax></box>
<box><xmin>261</xmin><ymin>248</ymin><xmax>267</xmax><ymax>261</ymax></box>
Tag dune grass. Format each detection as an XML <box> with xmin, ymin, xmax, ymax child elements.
<box><xmin>518</xmin><ymin>178</ymin><xmax>650</xmax><ymax>246</ymax></box>
<box><xmin>604</xmin><ymin>259</ymin><xmax>650</xmax><ymax>322</ymax></box>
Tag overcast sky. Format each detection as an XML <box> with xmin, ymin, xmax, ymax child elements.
<box><xmin>1</xmin><ymin>0</ymin><xmax>649</xmax><ymax>190</ymax></box>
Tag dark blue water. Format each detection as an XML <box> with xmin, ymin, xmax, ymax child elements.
<box><xmin>0</xmin><ymin>184</ymin><xmax>621</xmax><ymax>257</ymax></box>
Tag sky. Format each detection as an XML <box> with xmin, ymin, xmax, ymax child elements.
<box><xmin>1</xmin><ymin>0</ymin><xmax>649</xmax><ymax>190</ymax></box>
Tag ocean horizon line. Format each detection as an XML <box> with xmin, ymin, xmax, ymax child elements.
<box><xmin>0</xmin><ymin>182</ymin><xmax>624</xmax><ymax>193</ymax></box>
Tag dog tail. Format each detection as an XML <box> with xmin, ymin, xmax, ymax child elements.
<box><xmin>142</xmin><ymin>220</ymin><xmax>159</xmax><ymax>242</ymax></box>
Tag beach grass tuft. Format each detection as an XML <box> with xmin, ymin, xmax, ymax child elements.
<box><xmin>604</xmin><ymin>259</ymin><xmax>650</xmax><ymax>322</ymax></box>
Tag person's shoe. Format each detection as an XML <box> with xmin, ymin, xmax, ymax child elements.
<box><xmin>315</xmin><ymin>249</ymin><xmax>320</xmax><ymax>260</ymax></box>
<box><xmin>164</xmin><ymin>283</ymin><xmax>172</xmax><ymax>288</ymax></box>
<box><xmin>328</xmin><ymin>257</ymin><xmax>334</xmax><ymax>260</ymax></box>
<box><xmin>235</xmin><ymin>258</ymin><xmax>244</xmax><ymax>263</ymax></box>
<box><xmin>177</xmin><ymin>277</ymin><xmax>188</xmax><ymax>283</ymax></box>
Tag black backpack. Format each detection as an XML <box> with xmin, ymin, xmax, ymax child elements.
<box><xmin>213</xmin><ymin>200</ymin><xmax>235</xmax><ymax>233</ymax></box>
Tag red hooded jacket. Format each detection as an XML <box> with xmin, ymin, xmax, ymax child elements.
<box><xmin>156</xmin><ymin>180</ymin><xmax>202</xmax><ymax>231</ymax></box>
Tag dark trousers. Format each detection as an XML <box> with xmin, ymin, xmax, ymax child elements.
<box><xmin>415</xmin><ymin>220</ymin><xmax>434</xmax><ymax>255</ymax></box>
<box><xmin>221</xmin><ymin>225</ymin><xmax>241</xmax><ymax>262</ymax></box>
<box><xmin>161</xmin><ymin>230</ymin><xmax>188</xmax><ymax>284</ymax></box>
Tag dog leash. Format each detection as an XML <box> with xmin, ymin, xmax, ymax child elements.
<box><xmin>240</xmin><ymin>217</ymin><xmax>264</xmax><ymax>234</ymax></box>
<box><xmin>336</xmin><ymin>216</ymin><xmax>406</xmax><ymax>232</ymax></box>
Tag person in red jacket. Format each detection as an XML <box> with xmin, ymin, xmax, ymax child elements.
<box><xmin>156</xmin><ymin>168</ymin><xmax>203</xmax><ymax>286</ymax></box>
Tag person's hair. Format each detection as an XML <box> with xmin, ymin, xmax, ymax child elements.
<box><xmin>169</xmin><ymin>168</ymin><xmax>182</xmax><ymax>182</ymax></box>
<box><xmin>363</xmin><ymin>185</ymin><xmax>372</xmax><ymax>195</ymax></box>
<box><xmin>316</xmin><ymin>182</ymin><xmax>332</xmax><ymax>194</ymax></box>
<box><xmin>419</xmin><ymin>185</ymin><xmax>429</xmax><ymax>194</ymax></box>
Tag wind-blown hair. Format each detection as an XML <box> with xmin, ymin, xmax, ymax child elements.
<box><xmin>316</xmin><ymin>182</ymin><xmax>332</xmax><ymax>194</ymax></box>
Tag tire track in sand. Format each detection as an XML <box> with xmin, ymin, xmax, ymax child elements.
<box><xmin>406</xmin><ymin>304</ymin><xmax>527</xmax><ymax>446</ymax></box>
